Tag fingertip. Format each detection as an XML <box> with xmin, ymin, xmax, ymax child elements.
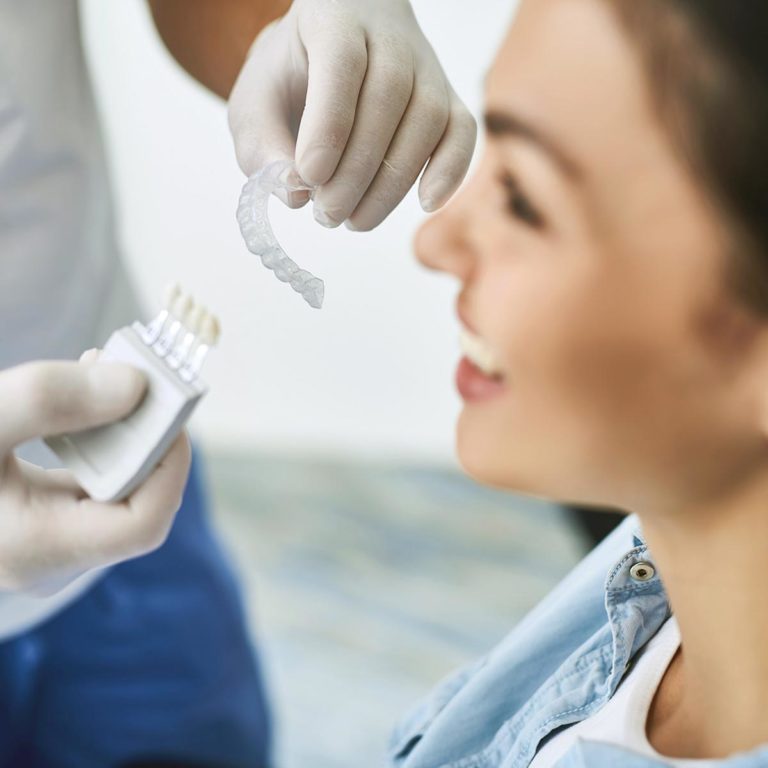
<box><xmin>418</xmin><ymin>172</ymin><xmax>462</xmax><ymax>215</ymax></box>
<box><xmin>79</xmin><ymin>348</ymin><xmax>100</xmax><ymax>363</ymax></box>
<box><xmin>419</xmin><ymin>195</ymin><xmax>441</xmax><ymax>214</ymax></box>
<box><xmin>417</xmin><ymin>104</ymin><xmax>477</xmax><ymax>214</ymax></box>
<box><xmin>346</xmin><ymin>198</ymin><xmax>393</xmax><ymax>232</ymax></box>
<box><xmin>288</xmin><ymin>190</ymin><xmax>312</xmax><ymax>208</ymax></box>
<box><xmin>150</xmin><ymin>431</ymin><xmax>192</xmax><ymax>500</ymax></box>
<box><xmin>165</xmin><ymin>431</ymin><xmax>192</xmax><ymax>470</ymax></box>
<box><xmin>87</xmin><ymin>362</ymin><xmax>147</xmax><ymax>413</ymax></box>
<box><xmin>344</xmin><ymin>217</ymin><xmax>375</xmax><ymax>232</ymax></box>
<box><xmin>297</xmin><ymin>146</ymin><xmax>339</xmax><ymax>187</ymax></box>
<box><xmin>314</xmin><ymin>206</ymin><xmax>343</xmax><ymax>229</ymax></box>
<box><xmin>273</xmin><ymin>188</ymin><xmax>312</xmax><ymax>209</ymax></box>
<box><xmin>123</xmin><ymin>431</ymin><xmax>191</xmax><ymax>541</ymax></box>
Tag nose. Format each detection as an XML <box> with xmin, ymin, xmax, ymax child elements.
<box><xmin>414</xmin><ymin>186</ymin><xmax>476</xmax><ymax>283</ymax></box>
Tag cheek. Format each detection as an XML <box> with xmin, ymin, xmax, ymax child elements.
<box><xmin>456</xmin><ymin>264</ymin><xmax>752</xmax><ymax>505</ymax></box>
<box><xmin>526</xmin><ymin>290</ymin><xmax>668</xmax><ymax>423</ymax></box>
<box><xmin>500</xmin><ymin>264</ymin><xmax>668</xmax><ymax>423</ymax></box>
<box><xmin>456</xmin><ymin>267</ymin><xmax>642</xmax><ymax>495</ymax></box>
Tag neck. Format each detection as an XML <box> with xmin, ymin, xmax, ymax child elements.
<box><xmin>639</xmin><ymin>476</ymin><xmax>768</xmax><ymax>758</ymax></box>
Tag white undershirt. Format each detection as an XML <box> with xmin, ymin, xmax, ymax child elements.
<box><xmin>529</xmin><ymin>616</ymin><xmax>720</xmax><ymax>767</ymax></box>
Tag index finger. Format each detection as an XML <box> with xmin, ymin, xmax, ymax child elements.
<box><xmin>63</xmin><ymin>434</ymin><xmax>192</xmax><ymax>565</ymax></box>
<box><xmin>294</xmin><ymin>18</ymin><xmax>368</xmax><ymax>186</ymax></box>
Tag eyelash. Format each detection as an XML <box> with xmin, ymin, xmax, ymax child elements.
<box><xmin>498</xmin><ymin>172</ymin><xmax>544</xmax><ymax>229</ymax></box>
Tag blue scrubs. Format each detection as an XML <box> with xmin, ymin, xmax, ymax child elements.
<box><xmin>0</xmin><ymin>452</ymin><xmax>271</xmax><ymax>768</ymax></box>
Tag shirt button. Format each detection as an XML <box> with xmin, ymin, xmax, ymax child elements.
<box><xmin>629</xmin><ymin>561</ymin><xmax>655</xmax><ymax>582</ymax></box>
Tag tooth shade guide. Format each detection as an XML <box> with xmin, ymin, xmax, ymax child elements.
<box><xmin>47</xmin><ymin>283</ymin><xmax>215</xmax><ymax>503</ymax></box>
<box><xmin>166</xmin><ymin>302</ymin><xmax>204</xmax><ymax>369</ymax></box>
<box><xmin>179</xmin><ymin>341</ymin><xmax>210</xmax><ymax>383</ymax></box>
<box><xmin>199</xmin><ymin>313</ymin><xmax>220</xmax><ymax>346</ymax></box>
<box><xmin>164</xmin><ymin>282</ymin><xmax>182</xmax><ymax>308</ymax></box>
<box><xmin>187</xmin><ymin>304</ymin><xmax>206</xmax><ymax>334</ymax></box>
<box><xmin>172</xmin><ymin>293</ymin><xmax>193</xmax><ymax>319</ymax></box>
<box><xmin>134</xmin><ymin>288</ymin><xmax>219</xmax><ymax>381</ymax></box>
<box><xmin>139</xmin><ymin>283</ymin><xmax>185</xmax><ymax>345</ymax></box>
<box><xmin>140</xmin><ymin>309</ymin><xmax>170</xmax><ymax>345</ymax></box>
<box><xmin>152</xmin><ymin>323</ymin><xmax>181</xmax><ymax>358</ymax></box>
<box><xmin>166</xmin><ymin>319</ymin><xmax>197</xmax><ymax>369</ymax></box>
<box><xmin>179</xmin><ymin>312</ymin><xmax>220</xmax><ymax>382</ymax></box>
<box><xmin>152</xmin><ymin>292</ymin><xmax>195</xmax><ymax>357</ymax></box>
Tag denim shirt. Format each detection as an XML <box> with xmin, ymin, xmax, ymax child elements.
<box><xmin>389</xmin><ymin>513</ymin><xmax>768</xmax><ymax>768</ymax></box>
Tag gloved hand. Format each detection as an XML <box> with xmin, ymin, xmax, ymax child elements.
<box><xmin>228</xmin><ymin>0</ymin><xmax>477</xmax><ymax>231</ymax></box>
<box><xmin>0</xmin><ymin>356</ymin><xmax>191</xmax><ymax>594</ymax></box>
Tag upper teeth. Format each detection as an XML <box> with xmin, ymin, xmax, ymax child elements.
<box><xmin>460</xmin><ymin>328</ymin><xmax>504</xmax><ymax>378</ymax></box>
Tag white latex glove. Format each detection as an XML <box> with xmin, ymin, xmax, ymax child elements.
<box><xmin>0</xmin><ymin>356</ymin><xmax>191</xmax><ymax>594</ymax></box>
<box><xmin>228</xmin><ymin>0</ymin><xmax>477</xmax><ymax>231</ymax></box>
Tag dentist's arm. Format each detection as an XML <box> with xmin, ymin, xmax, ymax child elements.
<box><xmin>148</xmin><ymin>0</ymin><xmax>477</xmax><ymax>230</ymax></box>
<box><xmin>148</xmin><ymin>0</ymin><xmax>291</xmax><ymax>99</ymax></box>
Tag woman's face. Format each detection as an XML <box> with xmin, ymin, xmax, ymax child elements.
<box><xmin>416</xmin><ymin>0</ymin><xmax>768</xmax><ymax>512</ymax></box>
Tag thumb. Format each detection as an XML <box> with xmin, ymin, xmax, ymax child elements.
<box><xmin>0</xmin><ymin>360</ymin><xmax>146</xmax><ymax>456</ymax></box>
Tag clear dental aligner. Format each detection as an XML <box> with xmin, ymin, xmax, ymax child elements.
<box><xmin>236</xmin><ymin>160</ymin><xmax>325</xmax><ymax>309</ymax></box>
<box><xmin>138</xmin><ymin>283</ymin><xmax>220</xmax><ymax>382</ymax></box>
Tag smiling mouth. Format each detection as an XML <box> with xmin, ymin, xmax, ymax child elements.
<box><xmin>459</xmin><ymin>327</ymin><xmax>505</xmax><ymax>381</ymax></box>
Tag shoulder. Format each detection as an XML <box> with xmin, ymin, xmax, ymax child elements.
<box><xmin>390</xmin><ymin>514</ymin><xmax>643</xmax><ymax>766</ymax></box>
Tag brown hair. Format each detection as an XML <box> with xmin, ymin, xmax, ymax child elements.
<box><xmin>607</xmin><ymin>1</ymin><xmax>768</xmax><ymax>313</ymax></box>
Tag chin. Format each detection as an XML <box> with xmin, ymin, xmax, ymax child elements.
<box><xmin>457</xmin><ymin>446</ymin><xmax>616</xmax><ymax>510</ymax></box>
<box><xmin>455</xmin><ymin>413</ymin><xmax>619</xmax><ymax>508</ymax></box>
<box><xmin>455</xmin><ymin>410</ymin><xmax>512</xmax><ymax>488</ymax></box>
<box><xmin>455</xmin><ymin>423</ymin><xmax>530</xmax><ymax>493</ymax></box>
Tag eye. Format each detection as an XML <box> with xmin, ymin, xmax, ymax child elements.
<box><xmin>498</xmin><ymin>172</ymin><xmax>544</xmax><ymax>229</ymax></box>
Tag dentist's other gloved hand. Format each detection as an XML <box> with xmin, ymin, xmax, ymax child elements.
<box><xmin>0</xmin><ymin>356</ymin><xmax>191</xmax><ymax>594</ymax></box>
<box><xmin>228</xmin><ymin>0</ymin><xmax>477</xmax><ymax>230</ymax></box>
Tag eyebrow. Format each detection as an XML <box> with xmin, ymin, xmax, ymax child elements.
<box><xmin>483</xmin><ymin>109</ymin><xmax>583</xmax><ymax>181</ymax></box>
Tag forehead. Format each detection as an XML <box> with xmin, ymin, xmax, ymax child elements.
<box><xmin>485</xmin><ymin>0</ymin><xmax>657</xmax><ymax>176</ymax></box>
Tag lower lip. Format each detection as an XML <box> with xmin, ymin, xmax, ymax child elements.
<box><xmin>456</xmin><ymin>357</ymin><xmax>507</xmax><ymax>402</ymax></box>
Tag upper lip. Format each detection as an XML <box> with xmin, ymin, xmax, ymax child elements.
<box><xmin>456</xmin><ymin>298</ymin><xmax>478</xmax><ymax>335</ymax></box>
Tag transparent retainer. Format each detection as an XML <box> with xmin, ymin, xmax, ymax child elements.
<box><xmin>236</xmin><ymin>160</ymin><xmax>325</xmax><ymax>309</ymax></box>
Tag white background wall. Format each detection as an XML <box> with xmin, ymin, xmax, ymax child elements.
<box><xmin>80</xmin><ymin>0</ymin><xmax>517</xmax><ymax>462</ymax></box>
